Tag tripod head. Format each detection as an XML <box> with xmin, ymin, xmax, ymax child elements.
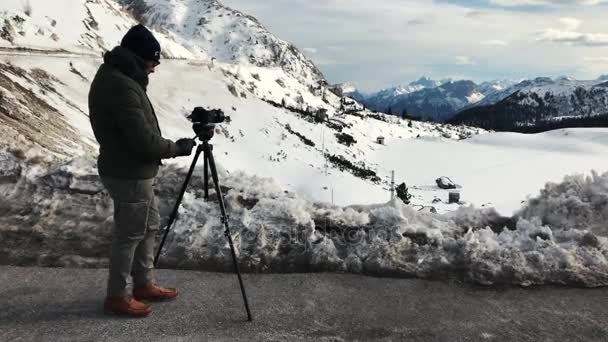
<box><xmin>188</xmin><ymin>107</ymin><xmax>231</xmax><ymax>142</ymax></box>
<box><xmin>193</xmin><ymin>123</ymin><xmax>216</xmax><ymax>141</ymax></box>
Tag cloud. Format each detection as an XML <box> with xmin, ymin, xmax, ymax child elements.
<box><xmin>584</xmin><ymin>57</ymin><xmax>608</xmax><ymax>63</ymax></box>
<box><xmin>558</xmin><ymin>17</ymin><xmax>581</xmax><ymax>30</ymax></box>
<box><xmin>465</xmin><ymin>10</ymin><xmax>489</xmax><ymax>18</ymax></box>
<box><xmin>536</xmin><ymin>17</ymin><xmax>608</xmax><ymax>46</ymax></box>
<box><xmin>490</xmin><ymin>0</ymin><xmax>607</xmax><ymax>6</ymax></box>
<box><xmin>222</xmin><ymin>0</ymin><xmax>607</xmax><ymax>91</ymax></box>
<box><xmin>537</xmin><ymin>30</ymin><xmax>608</xmax><ymax>46</ymax></box>
<box><xmin>455</xmin><ymin>56</ymin><xmax>476</xmax><ymax>65</ymax></box>
<box><xmin>302</xmin><ymin>47</ymin><xmax>318</xmax><ymax>54</ymax></box>
<box><xmin>439</xmin><ymin>0</ymin><xmax>608</xmax><ymax>9</ymax></box>
<box><xmin>481</xmin><ymin>40</ymin><xmax>509</xmax><ymax>46</ymax></box>
<box><xmin>407</xmin><ymin>18</ymin><xmax>427</xmax><ymax>26</ymax></box>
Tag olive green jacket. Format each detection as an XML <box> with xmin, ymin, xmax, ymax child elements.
<box><xmin>89</xmin><ymin>46</ymin><xmax>178</xmax><ymax>179</ymax></box>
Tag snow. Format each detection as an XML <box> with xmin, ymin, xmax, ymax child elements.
<box><xmin>4</xmin><ymin>56</ymin><xmax>607</xmax><ymax>218</ymax></box>
<box><xmin>0</xmin><ymin>0</ymin><xmax>199</xmax><ymax>59</ymax></box>
<box><xmin>2</xmin><ymin>149</ymin><xmax>608</xmax><ymax>286</ymax></box>
<box><xmin>136</xmin><ymin>0</ymin><xmax>323</xmax><ymax>85</ymax></box>
<box><xmin>466</xmin><ymin>91</ymin><xmax>485</xmax><ymax>104</ymax></box>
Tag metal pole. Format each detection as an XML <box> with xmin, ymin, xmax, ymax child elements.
<box><xmin>204</xmin><ymin>149</ymin><xmax>209</xmax><ymax>200</ymax></box>
<box><xmin>390</xmin><ymin>170</ymin><xmax>395</xmax><ymax>200</ymax></box>
<box><xmin>322</xmin><ymin>126</ymin><xmax>327</xmax><ymax>176</ymax></box>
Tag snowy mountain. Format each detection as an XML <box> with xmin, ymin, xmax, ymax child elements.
<box><xmin>0</xmin><ymin>0</ymin><xmax>196</xmax><ymax>58</ymax></box>
<box><xmin>363</xmin><ymin>77</ymin><xmax>445</xmax><ymax>113</ymax></box>
<box><xmin>330</xmin><ymin>82</ymin><xmax>367</xmax><ymax>103</ymax></box>
<box><xmin>451</xmin><ymin>76</ymin><xmax>608</xmax><ymax>131</ymax></box>
<box><xmin>117</xmin><ymin>0</ymin><xmax>324</xmax><ymax>86</ymax></box>
<box><xmin>365</xmin><ymin>74</ymin><xmax>608</xmax><ymax>128</ymax></box>
<box><xmin>478</xmin><ymin>79</ymin><xmax>519</xmax><ymax>97</ymax></box>
<box><xmin>364</xmin><ymin>79</ymin><xmax>485</xmax><ymax>121</ymax></box>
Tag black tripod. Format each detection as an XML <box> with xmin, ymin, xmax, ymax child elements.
<box><xmin>154</xmin><ymin>136</ymin><xmax>253</xmax><ymax>322</ymax></box>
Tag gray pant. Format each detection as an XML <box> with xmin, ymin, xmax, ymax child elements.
<box><xmin>101</xmin><ymin>177</ymin><xmax>160</xmax><ymax>297</ymax></box>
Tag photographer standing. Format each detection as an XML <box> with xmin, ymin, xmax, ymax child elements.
<box><xmin>89</xmin><ymin>24</ymin><xmax>196</xmax><ymax>317</ymax></box>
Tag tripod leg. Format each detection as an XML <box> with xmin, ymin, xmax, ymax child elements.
<box><xmin>204</xmin><ymin>148</ymin><xmax>209</xmax><ymax>200</ymax></box>
<box><xmin>154</xmin><ymin>144</ymin><xmax>204</xmax><ymax>267</ymax></box>
<box><xmin>205</xmin><ymin>142</ymin><xmax>253</xmax><ymax>322</ymax></box>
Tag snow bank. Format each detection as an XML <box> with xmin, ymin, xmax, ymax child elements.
<box><xmin>517</xmin><ymin>171</ymin><xmax>608</xmax><ymax>235</ymax></box>
<box><xmin>1</xmin><ymin>149</ymin><xmax>607</xmax><ymax>287</ymax></box>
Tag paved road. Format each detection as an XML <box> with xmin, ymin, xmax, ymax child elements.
<box><xmin>0</xmin><ymin>266</ymin><xmax>606</xmax><ymax>341</ymax></box>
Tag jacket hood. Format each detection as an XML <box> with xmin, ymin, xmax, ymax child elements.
<box><xmin>103</xmin><ymin>46</ymin><xmax>149</xmax><ymax>89</ymax></box>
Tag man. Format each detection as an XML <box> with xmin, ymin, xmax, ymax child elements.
<box><xmin>89</xmin><ymin>24</ymin><xmax>196</xmax><ymax>317</ymax></box>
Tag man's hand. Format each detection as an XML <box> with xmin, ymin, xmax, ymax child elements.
<box><xmin>175</xmin><ymin>138</ymin><xmax>196</xmax><ymax>157</ymax></box>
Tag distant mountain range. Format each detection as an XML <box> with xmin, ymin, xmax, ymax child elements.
<box><xmin>450</xmin><ymin>77</ymin><xmax>608</xmax><ymax>132</ymax></box>
<box><xmin>340</xmin><ymin>75</ymin><xmax>608</xmax><ymax>131</ymax></box>
<box><xmin>342</xmin><ymin>77</ymin><xmax>518</xmax><ymax>122</ymax></box>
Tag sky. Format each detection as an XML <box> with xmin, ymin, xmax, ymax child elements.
<box><xmin>221</xmin><ymin>0</ymin><xmax>608</xmax><ymax>92</ymax></box>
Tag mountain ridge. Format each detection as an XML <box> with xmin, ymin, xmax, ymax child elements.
<box><xmin>349</xmin><ymin>76</ymin><xmax>608</xmax><ymax>127</ymax></box>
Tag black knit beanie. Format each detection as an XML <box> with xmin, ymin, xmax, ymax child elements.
<box><xmin>121</xmin><ymin>24</ymin><xmax>161</xmax><ymax>64</ymax></box>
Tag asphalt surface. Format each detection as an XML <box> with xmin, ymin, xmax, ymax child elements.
<box><xmin>0</xmin><ymin>266</ymin><xmax>606</xmax><ymax>342</ymax></box>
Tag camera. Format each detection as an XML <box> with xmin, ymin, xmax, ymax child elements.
<box><xmin>189</xmin><ymin>107</ymin><xmax>227</xmax><ymax>125</ymax></box>
<box><xmin>188</xmin><ymin>107</ymin><xmax>230</xmax><ymax>140</ymax></box>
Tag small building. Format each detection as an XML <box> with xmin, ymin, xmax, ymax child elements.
<box><xmin>377</xmin><ymin>136</ymin><xmax>385</xmax><ymax>145</ymax></box>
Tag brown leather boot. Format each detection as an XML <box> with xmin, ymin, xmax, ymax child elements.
<box><xmin>104</xmin><ymin>296</ymin><xmax>152</xmax><ymax>317</ymax></box>
<box><xmin>133</xmin><ymin>284</ymin><xmax>178</xmax><ymax>301</ymax></box>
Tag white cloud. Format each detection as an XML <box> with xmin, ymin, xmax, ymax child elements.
<box><xmin>491</xmin><ymin>0</ymin><xmax>607</xmax><ymax>6</ymax></box>
<box><xmin>465</xmin><ymin>10</ymin><xmax>488</xmax><ymax>18</ymax></box>
<box><xmin>584</xmin><ymin>57</ymin><xmax>608</xmax><ymax>63</ymax></box>
<box><xmin>536</xmin><ymin>17</ymin><xmax>608</xmax><ymax>46</ymax></box>
<box><xmin>222</xmin><ymin>0</ymin><xmax>607</xmax><ymax>91</ymax></box>
<box><xmin>558</xmin><ymin>17</ymin><xmax>581</xmax><ymax>31</ymax></box>
<box><xmin>302</xmin><ymin>47</ymin><xmax>318</xmax><ymax>54</ymax></box>
<box><xmin>481</xmin><ymin>40</ymin><xmax>509</xmax><ymax>46</ymax></box>
<box><xmin>455</xmin><ymin>56</ymin><xmax>475</xmax><ymax>65</ymax></box>
<box><xmin>537</xmin><ymin>29</ymin><xmax>608</xmax><ymax>46</ymax></box>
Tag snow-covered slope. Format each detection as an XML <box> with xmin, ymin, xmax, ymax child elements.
<box><xmin>0</xmin><ymin>0</ymin><xmax>197</xmax><ymax>58</ymax></box>
<box><xmin>0</xmin><ymin>54</ymin><xmax>482</xmax><ymax>204</ymax></box>
<box><xmin>0</xmin><ymin>0</ymin><xmax>483</xmax><ymax>206</ymax></box>
<box><xmin>117</xmin><ymin>0</ymin><xmax>324</xmax><ymax>86</ymax></box>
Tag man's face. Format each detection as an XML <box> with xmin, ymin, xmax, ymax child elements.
<box><xmin>144</xmin><ymin>61</ymin><xmax>159</xmax><ymax>75</ymax></box>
